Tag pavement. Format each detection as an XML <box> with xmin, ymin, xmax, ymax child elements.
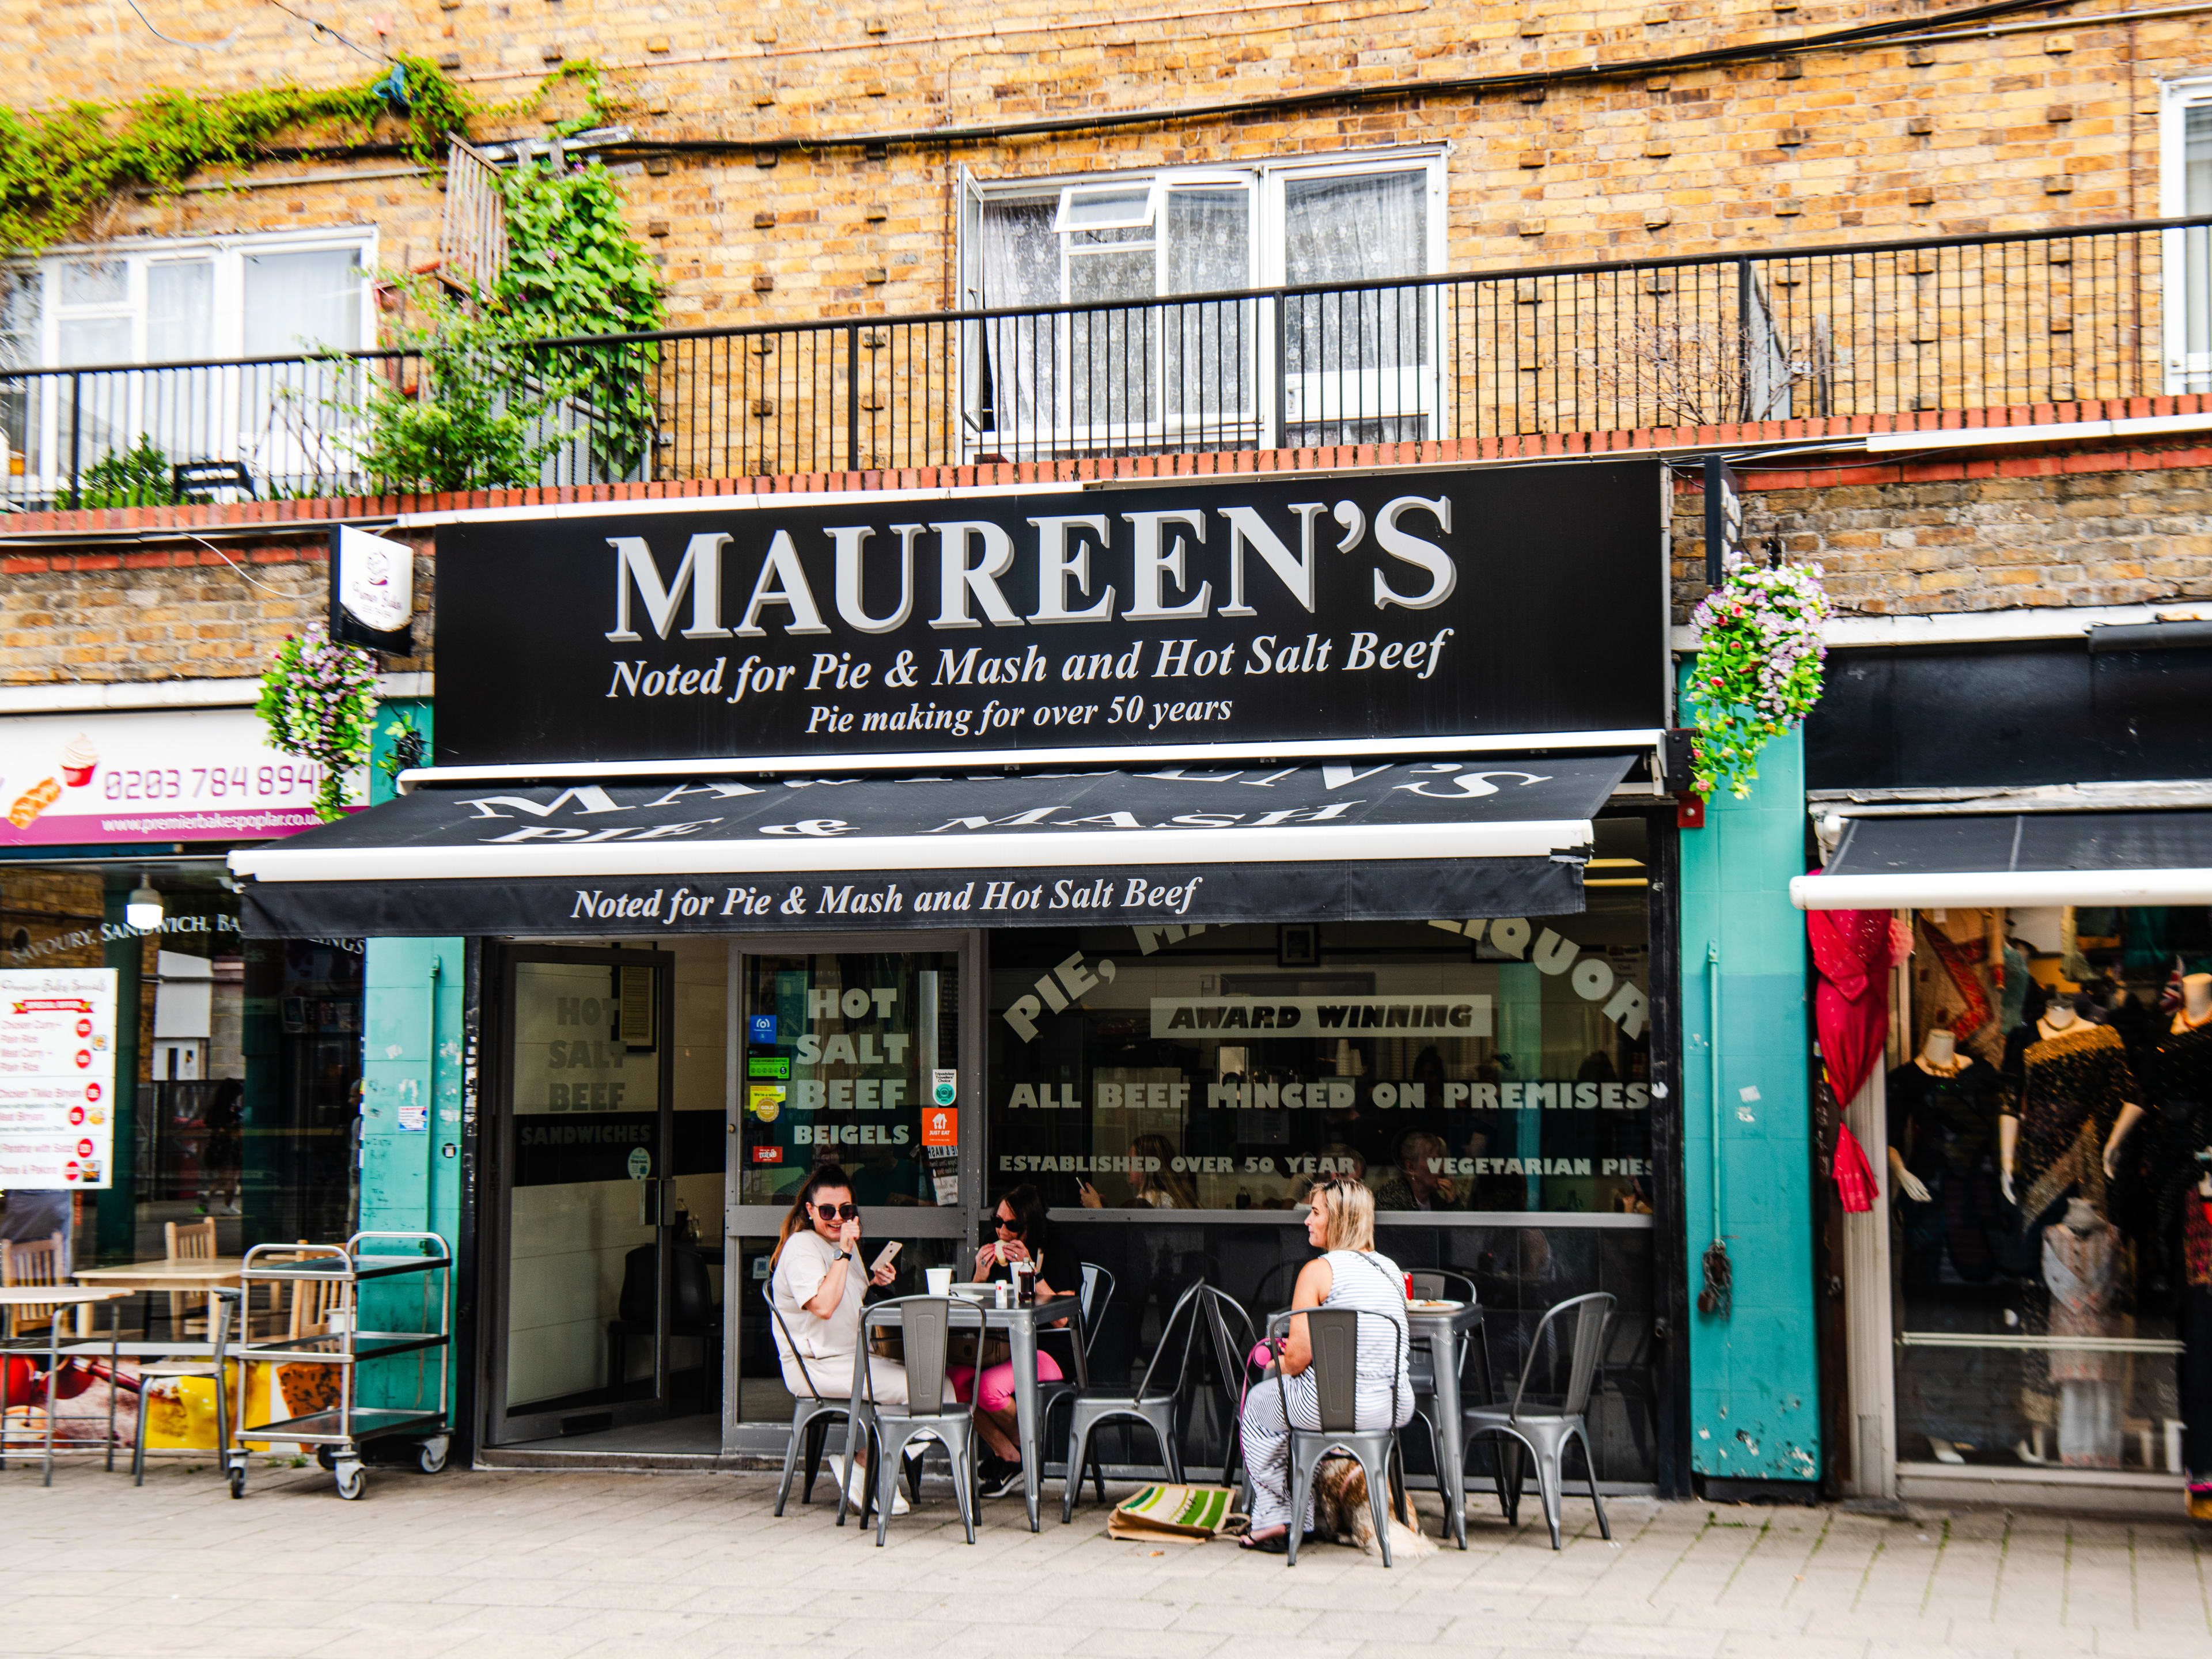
<box><xmin>2</xmin><ymin>1458</ymin><xmax>2209</xmax><ymax>1658</ymax></box>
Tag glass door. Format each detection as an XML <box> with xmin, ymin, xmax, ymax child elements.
<box><xmin>726</xmin><ymin>939</ymin><xmax>975</xmax><ymax>1439</ymax></box>
<box><xmin>491</xmin><ymin>946</ymin><xmax>676</xmax><ymax>1443</ymax></box>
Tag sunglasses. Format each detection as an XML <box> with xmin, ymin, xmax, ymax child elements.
<box><xmin>994</xmin><ymin>1215</ymin><xmax>1021</xmax><ymax>1231</ymax></box>
<box><xmin>814</xmin><ymin>1201</ymin><xmax>859</xmax><ymax>1221</ymax></box>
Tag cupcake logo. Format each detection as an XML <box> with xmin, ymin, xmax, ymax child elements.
<box><xmin>58</xmin><ymin>734</ymin><xmax>97</xmax><ymax>789</ymax></box>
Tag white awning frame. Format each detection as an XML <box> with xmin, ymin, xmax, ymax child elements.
<box><xmin>1793</xmin><ymin>868</ymin><xmax>2212</xmax><ymax>910</ymax></box>
<box><xmin>234</xmin><ymin>817</ymin><xmax>1594</xmax><ymax>886</ymax></box>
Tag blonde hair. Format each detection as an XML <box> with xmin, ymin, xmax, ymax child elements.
<box><xmin>1315</xmin><ymin>1177</ymin><xmax>1377</xmax><ymax>1252</ymax></box>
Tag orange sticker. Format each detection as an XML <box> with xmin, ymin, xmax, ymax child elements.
<box><xmin>922</xmin><ymin>1106</ymin><xmax>958</xmax><ymax>1148</ymax></box>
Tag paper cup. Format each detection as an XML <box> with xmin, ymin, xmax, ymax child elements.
<box><xmin>925</xmin><ymin>1267</ymin><xmax>953</xmax><ymax>1296</ymax></box>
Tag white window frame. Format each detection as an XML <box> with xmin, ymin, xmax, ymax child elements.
<box><xmin>961</xmin><ymin>147</ymin><xmax>1446</xmax><ymax>456</ymax></box>
<box><xmin>14</xmin><ymin>227</ymin><xmax>378</xmax><ymax>503</ymax></box>
<box><xmin>37</xmin><ymin>226</ymin><xmax>378</xmax><ymax>367</ymax></box>
<box><xmin>2158</xmin><ymin>77</ymin><xmax>2212</xmax><ymax>393</ymax></box>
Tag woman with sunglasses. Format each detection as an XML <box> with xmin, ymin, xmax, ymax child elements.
<box><xmin>769</xmin><ymin>1163</ymin><xmax>906</xmax><ymax>1510</ymax></box>
<box><xmin>955</xmin><ymin>1184</ymin><xmax>1067</xmax><ymax>1497</ymax></box>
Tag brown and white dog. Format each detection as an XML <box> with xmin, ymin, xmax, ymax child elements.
<box><xmin>1310</xmin><ymin>1456</ymin><xmax>1437</xmax><ymax>1558</ymax></box>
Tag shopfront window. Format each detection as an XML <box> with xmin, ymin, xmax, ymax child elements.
<box><xmin>1891</xmin><ymin>904</ymin><xmax>2201</xmax><ymax>1474</ymax></box>
<box><xmin>986</xmin><ymin>821</ymin><xmax>1653</xmax><ymax>1215</ymax></box>
<box><xmin>735</xmin><ymin>949</ymin><xmax>961</xmax><ymax>1211</ymax></box>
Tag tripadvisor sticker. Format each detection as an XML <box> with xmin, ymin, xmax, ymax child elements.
<box><xmin>749</xmin><ymin>1084</ymin><xmax>785</xmax><ymax>1123</ymax></box>
<box><xmin>931</xmin><ymin>1069</ymin><xmax>957</xmax><ymax>1108</ymax></box>
<box><xmin>627</xmin><ymin>1146</ymin><xmax>651</xmax><ymax>1180</ymax></box>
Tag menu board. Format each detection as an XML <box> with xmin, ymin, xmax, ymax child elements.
<box><xmin>0</xmin><ymin>969</ymin><xmax>118</xmax><ymax>1189</ymax></box>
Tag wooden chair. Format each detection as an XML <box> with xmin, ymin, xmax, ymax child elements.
<box><xmin>164</xmin><ymin>1217</ymin><xmax>218</xmax><ymax>1338</ymax></box>
<box><xmin>0</xmin><ymin>1232</ymin><xmax>65</xmax><ymax>1339</ymax></box>
<box><xmin>289</xmin><ymin>1259</ymin><xmax>351</xmax><ymax>1340</ymax></box>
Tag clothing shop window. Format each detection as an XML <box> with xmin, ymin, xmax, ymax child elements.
<box><xmin>986</xmin><ymin>821</ymin><xmax>1653</xmax><ymax>1217</ymax></box>
<box><xmin>965</xmin><ymin>153</ymin><xmax>1441</xmax><ymax>456</ymax></box>
<box><xmin>1888</xmin><ymin>904</ymin><xmax>2207</xmax><ymax>1476</ymax></box>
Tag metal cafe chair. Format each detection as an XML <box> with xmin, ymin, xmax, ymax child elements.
<box><xmin>1267</xmin><ymin>1305</ymin><xmax>1411</xmax><ymax>1568</ymax></box>
<box><xmin>846</xmin><ymin>1295</ymin><xmax>984</xmax><ymax>1547</ymax></box>
<box><xmin>1037</xmin><ymin>1262</ymin><xmax>1113</xmax><ymax>1450</ymax></box>
<box><xmin>1060</xmin><ymin>1278</ymin><xmax>1209</xmax><ymax>1522</ymax></box>
<box><xmin>1462</xmin><ymin>1290</ymin><xmax>1615</xmax><ymax>1551</ymax></box>
<box><xmin>1198</xmin><ymin>1286</ymin><xmax>1263</xmax><ymax>1499</ymax></box>
<box><xmin>1404</xmin><ymin>1266</ymin><xmax>1485</xmax><ymax>1548</ymax></box>
<box><xmin>763</xmin><ymin>1283</ymin><xmax>881</xmax><ymax>1518</ymax></box>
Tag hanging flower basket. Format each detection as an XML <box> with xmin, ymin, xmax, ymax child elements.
<box><xmin>1684</xmin><ymin>556</ymin><xmax>1830</xmax><ymax>801</ymax></box>
<box><xmin>256</xmin><ymin>624</ymin><xmax>379</xmax><ymax>822</ymax></box>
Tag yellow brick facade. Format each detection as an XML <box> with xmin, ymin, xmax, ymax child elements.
<box><xmin>16</xmin><ymin>0</ymin><xmax>2211</xmax><ymax>325</ymax></box>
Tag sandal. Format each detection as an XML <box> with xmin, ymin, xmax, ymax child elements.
<box><xmin>1239</xmin><ymin>1529</ymin><xmax>1290</xmax><ymax>1553</ymax></box>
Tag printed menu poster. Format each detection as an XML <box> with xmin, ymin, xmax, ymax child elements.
<box><xmin>0</xmin><ymin>968</ymin><xmax>118</xmax><ymax>1188</ymax></box>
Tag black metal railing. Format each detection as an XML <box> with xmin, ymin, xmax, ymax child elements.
<box><xmin>7</xmin><ymin>215</ymin><xmax>2212</xmax><ymax>509</ymax></box>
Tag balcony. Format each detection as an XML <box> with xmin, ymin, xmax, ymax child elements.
<box><xmin>7</xmin><ymin>215</ymin><xmax>2212</xmax><ymax>509</ymax></box>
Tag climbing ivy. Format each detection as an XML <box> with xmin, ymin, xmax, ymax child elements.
<box><xmin>0</xmin><ymin>58</ymin><xmax>622</xmax><ymax>254</ymax></box>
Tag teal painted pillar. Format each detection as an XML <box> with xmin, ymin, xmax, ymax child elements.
<box><xmin>354</xmin><ymin>700</ymin><xmax>459</xmax><ymax>1412</ymax></box>
<box><xmin>1677</xmin><ymin>722</ymin><xmax>1821</xmax><ymax>1486</ymax></box>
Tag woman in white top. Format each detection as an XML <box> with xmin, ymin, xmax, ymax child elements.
<box><xmin>769</xmin><ymin>1164</ymin><xmax>904</xmax><ymax>1505</ymax></box>
<box><xmin>1237</xmin><ymin>1176</ymin><xmax>1412</xmax><ymax>1552</ymax></box>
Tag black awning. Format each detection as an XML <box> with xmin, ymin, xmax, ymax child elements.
<box><xmin>234</xmin><ymin>755</ymin><xmax>1636</xmax><ymax>937</ymax></box>
<box><xmin>1796</xmin><ymin>809</ymin><xmax>2212</xmax><ymax>910</ymax></box>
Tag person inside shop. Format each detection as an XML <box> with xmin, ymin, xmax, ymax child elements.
<box><xmin>1374</xmin><ymin>1127</ymin><xmax>1459</xmax><ymax>1211</ymax></box>
<box><xmin>1237</xmin><ymin>1176</ymin><xmax>1413</xmax><ymax>1552</ymax></box>
<box><xmin>1075</xmin><ymin>1132</ymin><xmax>1199</xmax><ymax>1209</ymax></box>
<box><xmin>767</xmin><ymin>1163</ymin><xmax>908</xmax><ymax>1513</ymax></box>
<box><xmin>956</xmin><ymin>1183</ymin><xmax>1069</xmax><ymax>1497</ymax></box>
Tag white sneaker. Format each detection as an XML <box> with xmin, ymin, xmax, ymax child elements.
<box><xmin>840</xmin><ymin>1456</ymin><xmax>910</xmax><ymax>1516</ymax></box>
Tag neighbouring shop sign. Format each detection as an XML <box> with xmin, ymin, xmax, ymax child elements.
<box><xmin>0</xmin><ymin>968</ymin><xmax>117</xmax><ymax>1188</ymax></box>
<box><xmin>434</xmin><ymin>463</ymin><xmax>1668</xmax><ymax>766</ymax></box>
<box><xmin>0</xmin><ymin>709</ymin><xmax>366</xmax><ymax>847</ymax></box>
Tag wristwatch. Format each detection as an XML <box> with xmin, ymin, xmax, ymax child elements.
<box><xmin>834</xmin><ymin>1249</ymin><xmax>854</xmax><ymax>1262</ymax></box>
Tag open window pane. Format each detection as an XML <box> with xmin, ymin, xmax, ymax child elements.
<box><xmin>1056</xmin><ymin>185</ymin><xmax>1155</xmax><ymax>233</ymax></box>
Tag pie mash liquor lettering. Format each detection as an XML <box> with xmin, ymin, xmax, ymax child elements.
<box><xmin>0</xmin><ymin>969</ymin><xmax>116</xmax><ymax>1188</ymax></box>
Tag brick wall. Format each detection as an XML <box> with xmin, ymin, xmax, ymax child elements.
<box><xmin>9</xmin><ymin>415</ymin><xmax>2212</xmax><ymax>681</ymax></box>
<box><xmin>14</xmin><ymin>0</ymin><xmax>2206</xmax><ymax>328</ymax></box>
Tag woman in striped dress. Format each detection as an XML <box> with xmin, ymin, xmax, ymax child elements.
<box><xmin>1238</xmin><ymin>1177</ymin><xmax>1412</xmax><ymax>1551</ymax></box>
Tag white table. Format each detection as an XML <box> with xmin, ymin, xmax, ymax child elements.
<box><xmin>0</xmin><ymin>1286</ymin><xmax>131</xmax><ymax>1484</ymax></box>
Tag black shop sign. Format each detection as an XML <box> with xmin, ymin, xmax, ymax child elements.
<box><xmin>434</xmin><ymin>463</ymin><xmax>1668</xmax><ymax>766</ymax></box>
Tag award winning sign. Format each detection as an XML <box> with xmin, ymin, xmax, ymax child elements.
<box><xmin>0</xmin><ymin>968</ymin><xmax>118</xmax><ymax>1188</ymax></box>
<box><xmin>433</xmin><ymin>464</ymin><xmax>1667</xmax><ymax>767</ymax></box>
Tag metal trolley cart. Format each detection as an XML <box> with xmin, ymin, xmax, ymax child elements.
<box><xmin>221</xmin><ymin>1231</ymin><xmax>452</xmax><ymax>1501</ymax></box>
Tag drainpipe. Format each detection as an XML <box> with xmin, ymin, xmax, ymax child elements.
<box><xmin>425</xmin><ymin>953</ymin><xmax>442</xmax><ymax>1233</ymax></box>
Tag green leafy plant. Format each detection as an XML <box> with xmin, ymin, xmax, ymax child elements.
<box><xmin>344</xmin><ymin>161</ymin><xmax>665</xmax><ymax>491</ymax></box>
<box><xmin>256</xmin><ymin>625</ymin><xmax>378</xmax><ymax>821</ymax></box>
<box><xmin>343</xmin><ymin>278</ymin><xmax>597</xmax><ymax>494</ymax></box>
<box><xmin>1683</xmin><ymin>558</ymin><xmax>1831</xmax><ymax>801</ymax></box>
<box><xmin>77</xmin><ymin>434</ymin><xmax>170</xmax><ymax>507</ymax></box>
<box><xmin>377</xmin><ymin>709</ymin><xmax>429</xmax><ymax>783</ymax></box>
<box><xmin>0</xmin><ymin>59</ymin><xmax>621</xmax><ymax>254</ymax></box>
<box><xmin>494</xmin><ymin>162</ymin><xmax>665</xmax><ymax>477</ymax></box>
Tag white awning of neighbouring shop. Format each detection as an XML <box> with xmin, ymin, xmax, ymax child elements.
<box><xmin>230</xmin><ymin>753</ymin><xmax>1639</xmax><ymax>938</ymax></box>
<box><xmin>1791</xmin><ymin>809</ymin><xmax>2212</xmax><ymax>910</ymax></box>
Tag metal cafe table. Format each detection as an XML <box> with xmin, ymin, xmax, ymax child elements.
<box><xmin>1406</xmin><ymin>1300</ymin><xmax>1488</xmax><ymax>1550</ymax></box>
<box><xmin>0</xmin><ymin>1286</ymin><xmax>131</xmax><ymax>1484</ymax></box>
<box><xmin>841</xmin><ymin>1290</ymin><xmax>1088</xmax><ymax>1533</ymax></box>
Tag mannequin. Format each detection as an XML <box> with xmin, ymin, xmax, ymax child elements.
<box><xmin>2043</xmin><ymin>1196</ymin><xmax>2123</xmax><ymax>1468</ymax></box>
<box><xmin>1887</xmin><ymin>1025</ymin><xmax>2006</xmax><ymax>1286</ymax></box>
<box><xmin>2155</xmin><ymin>973</ymin><xmax>2212</xmax><ymax>1514</ymax></box>
<box><xmin>1999</xmin><ymin>994</ymin><xmax>2147</xmax><ymax>1211</ymax></box>
<box><xmin>2181</xmin><ymin>973</ymin><xmax>2212</xmax><ymax>1031</ymax></box>
<box><xmin>1889</xmin><ymin>1028</ymin><xmax>1964</xmax><ymax>1206</ymax></box>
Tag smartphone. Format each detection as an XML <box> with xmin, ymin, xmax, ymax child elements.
<box><xmin>869</xmin><ymin>1241</ymin><xmax>902</xmax><ymax>1275</ymax></box>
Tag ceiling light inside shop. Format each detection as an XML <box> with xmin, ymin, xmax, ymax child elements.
<box><xmin>125</xmin><ymin>876</ymin><xmax>164</xmax><ymax>931</ymax></box>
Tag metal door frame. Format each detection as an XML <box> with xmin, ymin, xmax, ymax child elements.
<box><xmin>482</xmin><ymin>941</ymin><xmax>678</xmax><ymax>1446</ymax></box>
<box><xmin>720</xmin><ymin>929</ymin><xmax>984</xmax><ymax>1456</ymax></box>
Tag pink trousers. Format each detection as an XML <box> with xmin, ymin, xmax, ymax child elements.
<box><xmin>948</xmin><ymin>1352</ymin><xmax>1063</xmax><ymax>1414</ymax></box>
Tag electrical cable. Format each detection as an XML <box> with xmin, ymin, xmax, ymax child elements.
<box><xmin>119</xmin><ymin>0</ymin><xmax>240</xmax><ymax>50</ymax></box>
<box><xmin>262</xmin><ymin>0</ymin><xmax>390</xmax><ymax>66</ymax></box>
<box><xmin>182</xmin><ymin>531</ymin><xmax>308</xmax><ymax>597</ymax></box>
